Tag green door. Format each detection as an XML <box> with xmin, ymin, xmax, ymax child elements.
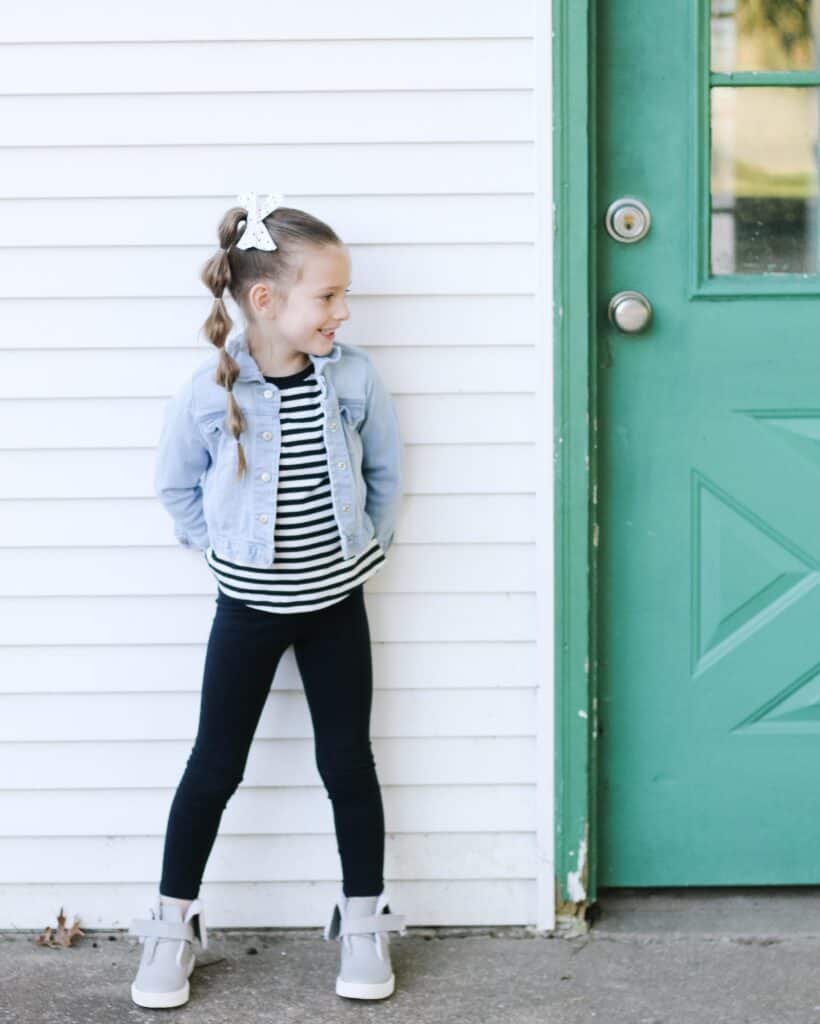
<box><xmin>598</xmin><ymin>0</ymin><xmax>820</xmax><ymax>884</ymax></box>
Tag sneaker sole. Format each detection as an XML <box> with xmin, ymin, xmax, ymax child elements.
<box><xmin>336</xmin><ymin>973</ymin><xmax>395</xmax><ymax>1000</ymax></box>
<box><xmin>131</xmin><ymin>956</ymin><xmax>195</xmax><ymax>1008</ymax></box>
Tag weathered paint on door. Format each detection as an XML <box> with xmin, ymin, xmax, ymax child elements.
<box><xmin>597</xmin><ymin>1</ymin><xmax>820</xmax><ymax>884</ymax></box>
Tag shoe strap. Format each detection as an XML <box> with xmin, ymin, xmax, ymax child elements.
<box><xmin>324</xmin><ymin>902</ymin><xmax>342</xmax><ymax>941</ymax></box>
<box><xmin>185</xmin><ymin>898</ymin><xmax>208</xmax><ymax>951</ymax></box>
<box><xmin>128</xmin><ymin>918</ymin><xmax>194</xmax><ymax>942</ymax></box>
<box><xmin>340</xmin><ymin>912</ymin><xmax>407</xmax><ymax>937</ymax></box>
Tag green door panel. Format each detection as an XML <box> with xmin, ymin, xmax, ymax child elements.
<box><xmin>597</xmin><ymin>0</ymin><xmax>820</xmax><ymax>884</ymax></box>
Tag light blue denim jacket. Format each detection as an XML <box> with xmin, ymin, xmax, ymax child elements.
<box><xmin>153</xmin><ymin>328</ymin><xmax>402</xmax><ymax>568</ymax></box>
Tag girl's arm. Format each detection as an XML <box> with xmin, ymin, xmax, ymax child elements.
<box><xmin>359</xmin><ymin>358</ymin><xmax>402</xmax><ymax>552</ymax></box>
<box><xmin>153</xmin><ymin>378</ymin><xmax>211</xmax><ymax>550</ymax></box>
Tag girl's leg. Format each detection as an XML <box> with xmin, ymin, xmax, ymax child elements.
<box><xmin>292</xmin><ymin>585</ymin><xmax>385</xmax><ymax>897</ymax></box>
<box><xmin>159</xmin><ymin>593</ymin><xmax>294</xmax><ymax>899</ymax></box>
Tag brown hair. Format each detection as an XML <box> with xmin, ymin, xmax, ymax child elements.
<box><xmin>199</xmin><ymin>204</ymin><xmax>343</xmax><ymax>479</ymax></box>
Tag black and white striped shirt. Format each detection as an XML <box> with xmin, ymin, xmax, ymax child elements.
<box><xmin>204</xmin><ymin>361</ymin><xmax>385</xmax><ymax>613</ymax></box>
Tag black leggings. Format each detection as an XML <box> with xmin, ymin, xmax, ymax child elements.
<box><xmin>159</xmin><ymin>583</ymin><xmax>385</xmax><ymax>899</ymax></box>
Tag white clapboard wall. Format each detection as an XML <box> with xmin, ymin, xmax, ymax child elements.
<box><xmin>0</xmin><ymin>0</ymin><xmax>555</xmax><ymax>931</ymax></box>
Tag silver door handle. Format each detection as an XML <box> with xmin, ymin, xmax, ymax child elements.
<box><xmin>608</xmin><ymin>290</ymin><xmax>652</xmax><ymax>334</ymax></box>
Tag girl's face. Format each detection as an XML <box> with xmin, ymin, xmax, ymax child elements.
<box><xmin>270</xmin><ymin>244</ymin><xmax>352</xmax><ymax>355</ymax></box>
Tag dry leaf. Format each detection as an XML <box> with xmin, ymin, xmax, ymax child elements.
<box><xmin>35</xmin><ymin>906</ymin><xmax>84</xmax><ymax>948</ymax></box>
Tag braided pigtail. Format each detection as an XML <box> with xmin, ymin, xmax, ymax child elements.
<box><xmin>200</xmin><ymin>207</ymin><xmax>251</xmax><ymax>480</ymax></box>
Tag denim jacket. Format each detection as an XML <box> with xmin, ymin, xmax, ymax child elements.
<box><xmin>153</xmin><ymin>328</ymin><xmax>402</xmax><ymax>568</ymax></box>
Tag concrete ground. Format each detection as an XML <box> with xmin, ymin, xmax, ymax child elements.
<box><xmin>3</xmin><ymin>888</ymin><xmax>820</xmax><ymax>1023</ymax></box>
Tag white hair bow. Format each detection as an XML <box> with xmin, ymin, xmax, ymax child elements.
<box><xmin>235</xmin><ymin>192</ymin><xmax>284</xmax><ymax>251</ymax></box>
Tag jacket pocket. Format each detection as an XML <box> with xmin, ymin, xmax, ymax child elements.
<box><xmin>338</xmin><ymin>397</ymin><xmax>365</xmax><ymax>429</ymax></box>
<box><xmin>199</xmin><ymin>414</ymin><xmax>237</xmax><ymax>531</ymax></box>
<box><xmin>196</xmin><ymin>413</ymin><xmax>230</xmax><ymax>467</ymax></box>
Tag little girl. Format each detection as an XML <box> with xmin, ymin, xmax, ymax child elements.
<box><xmin>127</xmin><ymin>193</ymin><xmax>406</xmax><ymax>1009</ymax></box>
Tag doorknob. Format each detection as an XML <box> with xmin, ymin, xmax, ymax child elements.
<box><xmin>608</xmin><ymin>290</ymin><xmax>652</xmax><ymax>334</ymax></box>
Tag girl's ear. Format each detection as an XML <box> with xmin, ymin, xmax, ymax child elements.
<box><xmin>248</xmin><ymin>280</ymin><xmax>280</xmax><ymax>318</ymax></box>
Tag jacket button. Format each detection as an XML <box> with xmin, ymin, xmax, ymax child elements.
<box><xmin>262</xmin><ymin>431</ymin><xmax>272</xmax><ymax>440</ymax></box>
<box><xmin>329</xmin><ymin>421</ymin><xmax>337</xmax><ymax>430</ymax></box>
<box><xmin>260</xmin><ymin>472</ymin><xmax>271</xmax><ymax>482</ymax></box>
<box><xmin>337</xmin><ymin>461</ymin><xmax>346</xmax><ymax>469</ymax></box>
<box><xmin>258</xmin><ymin>514</ymin><xmax>269</xmax><ymax>523</ymax></box>
<box><xmin>263</xmin><ymin>389</ymin><xmax>273</xmax><ymax>399</ymax></box>
<box><xmin>342</xmin><ymin>504</ymin><xmax>349</xmax><ymax>511</ymax></box>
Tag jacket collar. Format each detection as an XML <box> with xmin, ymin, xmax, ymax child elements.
<box><xmin>226</xmin><ymin>327</ymin><xmax>342</xmax><ymax>382</ymax></box>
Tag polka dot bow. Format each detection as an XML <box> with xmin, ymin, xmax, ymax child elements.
<box><xmin>235</xmin><ymin>192</ymin><xmax>285</xmax><ymax>251</ymax></box>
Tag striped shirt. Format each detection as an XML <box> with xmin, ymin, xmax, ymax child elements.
<box><xmin>204</xmin><ymin>361</ymin><xmax>386</xmax><ymax>613</ymax></box>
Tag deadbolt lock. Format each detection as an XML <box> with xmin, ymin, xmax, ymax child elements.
<box><xmin>605</xmin><ymin>197</ymin><xmax>651</xmax><ymax>243</ymax></box>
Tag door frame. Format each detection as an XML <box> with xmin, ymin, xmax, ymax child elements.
<box><xmin>552</xmin><ymin>0</ymin><xmax>598</xmax><ymax>917</ymax></box>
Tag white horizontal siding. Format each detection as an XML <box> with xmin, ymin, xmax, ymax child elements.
<box><xmin>0</xmin><ymin>295</ymin><xmax>537</xmax><ymax>349</ymax></box>
<box><xmin>0</xmin><ymin>594</ymin><xmax>536</xmax><ymax>644</ymax></box>
<box><xmin>0</xmin><ymin>1</ymin><xmax>533</xmax><ymax>43</ymax></box>
<box><xmin>0</xmin><ymin>831</ymin><xmax>539</xmax><ymax>921</ymax></box>
<box><xmin>0</xmin><ymin>1</ymin><xmax>555</xmax><ymax>931</ymax></box>
<box><xmin>0</xmin><ymin>40</ymin><xmax>533</xmax><ymax>93</ymax></box>
<box><xmin>2</xmin><ymin>833</ymin><xmax>537</xmax><ymax>882</ymax></box>
<box><xmin>0</xmin><ymin>546</ymin><xmax>537</xmax><ymax>595</ymax></box>
<box><xmin>1</xmin><ymin>446</ymin><xmax>536</xmax><ymax>499</ymax></box>
<box><xmin>2</xmin><ymin>787</ymin><xmax>536</xmax><ymax>836</ymax></box>
<box><xmin>2</xmin><ymin>93</ymin><xmax>533</xmax><ymax>145</ymax></box>
<box><xmin>2</xmin><ymin>690</ymin><xmax>536</xmax><ymax>741</ymax></box>
<box><xmin>1</xmin><ymin>498</ymin><xmax>534</xmax><ymax>548</ymax></box>
<box><xmin>2</xmin><ymin>144</ymin><xmax>533</xmax><ymax>196</ymax></box>
<box><xmin>0</xmin><ymin>738</ymin><xmax>536</xmax><ymax>785</ymax></box>
<box><xmin>0</xmin><ymin>882</ymin><xmax>537</xmax><ymax>930</ymax></box>
<box><xmin>2</xmin><ymin>343</ymin><xmax>536</xmax><ymax>395</ymax></box>
<box><xmin>0</xmin><ymin>642</ymin><xmax>535</xmax><ymax>694</ymax></box>
<box><xmin>0</xmin><ymin>197</ymin><xmax>537</xmax><ymax>247</ymax></box>
<box><xmin>4</xmin><ymin>397</ymin><xmax>533</xmax><ymax>445</ymax></box>
<box><xmin>0</xmin><ymin>244</ymin><xmax>533</xmax><ymax>297</ymax></box>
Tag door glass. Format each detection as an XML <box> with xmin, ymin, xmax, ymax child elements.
<box><xmin>711</xmin><ymin>86</ymin><xmax>820</xmax><ymax>273</ymax></box>
<box><xmin>710</xmin><ymin>2</ymin><xmax>820</xmax><ymax>275</ymax></box>
<box><xmin>711</xmin><ymin>0</ymin><xmax>819</xmax><ymax>72</ymax></box>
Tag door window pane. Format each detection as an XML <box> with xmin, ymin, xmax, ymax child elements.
<box><xmin>711</xmin><ymin>86</ymin><xmax>820</xmax><ymax>273</ymax></box>
<box><xmin>712</xmin><ymin>0</ymin><xmax>818</xmax><ymax>72</ymax></box>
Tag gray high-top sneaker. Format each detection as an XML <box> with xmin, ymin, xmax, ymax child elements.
<box><xmin>324</xmin><ymin>890</ymin><xmax>407</xmax><ymax>999</ymax></box>
<box><xmin>128</xmin><ymin>894</ymin><xmax>209</xmax><ymax>1008</ymax></box>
